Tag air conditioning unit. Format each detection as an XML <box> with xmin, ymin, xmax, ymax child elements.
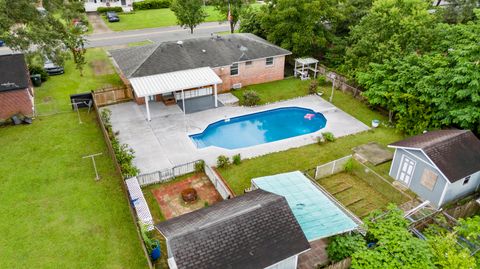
<box><xmin>232</xmin><ymin>83</ymin><xmax>242</xmax><ymax>89</ymax></box>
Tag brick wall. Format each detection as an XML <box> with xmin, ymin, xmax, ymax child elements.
<box><xmin>0</xmin><ymin>88</ymin><xmax>34</xmax><ymax>121</ymax></box>
<box><xmin>213</xmin><ymin>56</ymin><xmax>286</xmax><ymax>92</ymax></box>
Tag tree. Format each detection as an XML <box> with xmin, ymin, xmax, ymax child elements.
<box><xmin>0</xmin><ymin>0</ymin><xmax>87</xmax><ymax>73</ymax></box>
<box><xmin>211</xmin><ymin>0</ymin><xmax>252</xmax><ymax>33</ymax></box>
<box><xmin>343</xmin><ymin>0</ymin><xmax>436</xmax><ymax>77</ymax></box>
<box><xmin>239</xmin><ymin>7</ymin><xmax>267</xmax><ymax>38</ymax></box>
<box><xmin>171</xmin><ymin>0</ymin><xmax>207</xmax><ymax>34</ymax></box>
<box><xmin>440</xmin><ymin>0</ymin><xmax>480</xmax><ymax>24</ymax></box>
<box><xmin>351</xmin><ymin>205</ymin><xmax>434</xmax><ymax>268</ymax></box>
<box><xmin>326</xmin><ymin>233</ymin><xmax>366</xmax><ymax>262</ymax></box>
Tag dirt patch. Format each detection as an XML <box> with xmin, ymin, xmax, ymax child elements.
<box><xmin>151</xmin><ymin>174</ymin><xmax>223</xmax><ymax>219</ymax></box>
<box><xmin>90</xmin><ymin>60</ymin><xmax>114</xmax><ymax>76</ymax></box>
<box><xmin>42</xmin><ymin>96</ymin><xmax>53</xmax><ymax>102</ymax></box>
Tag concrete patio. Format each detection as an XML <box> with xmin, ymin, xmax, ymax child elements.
<box><xmin>105</xmin><ymin>95</ymin><xmax>369</xmax><ymax>174</ymax></box>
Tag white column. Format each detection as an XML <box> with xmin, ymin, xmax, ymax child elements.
<box><xmin>181</xmin><ymin>90</ymin><xmax>186</xmax><ymax>114</ymax></box>
<box><xmin>182</xmin><ymin>90</ymin><xmax>187</xmax><ymax>132</ymax></box>
<box><xmin>214</xmin><ymin>84</ymin><xmax>218</xmax><ymax>107</ymax></box>
<box><xmin>145</xmin><ymin>96</ymin><xmax>151</xmax><ymax>121</ymax></box>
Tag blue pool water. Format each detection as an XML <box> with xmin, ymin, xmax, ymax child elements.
<box><xmin>190</xmin><ymin>107</ymin><xmax>327</xmax><ymax>149</ymax></box>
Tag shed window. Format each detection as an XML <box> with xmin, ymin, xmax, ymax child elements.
<box><xmin>463</xmin><ymin>176</ymin><xmax>470</xmax><ymax>185</ymax></box>
<box><xmin>245</xmin><ymin>61</ymin><xmax>253</xmax><ymax>66</ymax></box>
<box><xmin>420</xmin><ymin>168</ymin><xmax>438</xmax><ymax>191</ymax></box>
<box><xmin>266</xmin><ymin>57</ymin><xmax>274</xmax><ymax>66</ymax></box>
<box><xmin>230</xmin><ymin>63</ymin><xmax>239</xmax><ymax>76</ymax></box>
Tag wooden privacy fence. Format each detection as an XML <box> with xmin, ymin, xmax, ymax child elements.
<box><xmin>204</xmin><ymin>165</ymin><xmax>235</xmax><ymax>199</ymax></box>
<box><xmin>92</xmin><ymin>86</ymin><xmax>133</xmax><ymax>107</ymax></box>
<box><xmin>136</xmin><ymin>160</ymin><xmax>202</xmax><ymax>187</ymax></box>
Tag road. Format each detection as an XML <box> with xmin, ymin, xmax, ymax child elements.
<box><xmin>0</xmin><ymin>22</ymin><xmax>232</xmax><ymax>55</ymax></box>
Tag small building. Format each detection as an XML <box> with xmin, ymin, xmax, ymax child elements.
<box><xmin>0</xmin><ymin>54</ymin><xmax>34</xmax><ymax>123</ymax></box>
<box><xmin>84</xmin><ymin>0</ymin><xmax>140</xmax><ymax>12</ymax></box>
<box><xmin>155</xmin><ymin>189</ymin><xmax>310</xmax><ymax>269</ymax></box>
<box><xmin>110</xmin><ymin>34</ymin><xmax>291</xmax><ymax>120</ymax></box>
<box><xmin>389</xmin><ymin>130</ymin><xmax>480</xmax><ymax>208</ymax></box>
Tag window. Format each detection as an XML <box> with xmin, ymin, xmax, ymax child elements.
<box><xmin>266</xmin><ymin>57</ymin><xmax>274</xmax><ymax>66</ymax></box>
<box><xmin>230</xmin><ymin>63</ymin><xmax>239</xmax><ymax>76</ymax></box>
<box><xmin>420</xmin><ymin>168</ymin><xmax>438</xmax><ymax>191</ymax></box>
<box><xmin>463</xmin><ymin>176</ymin><xmax>470</xmax><ymax>185</ymax></box>
<box><xmin>245</xmin><ymin>61</ymin><xmax>253</xmax><ymax>66</ymax></box>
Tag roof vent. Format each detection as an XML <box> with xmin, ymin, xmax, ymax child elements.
<box><xmin>176</xmin><ymin>40</ymin><xmax>183</xmax><ymax>46</ymax></box>
<box><xmin>202</xmin><ymin>49</ymin><xmax>206</xmax><ymax>53</ymax></box>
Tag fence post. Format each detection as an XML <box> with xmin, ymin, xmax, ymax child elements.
<box><xmin>331</xmin><ymin>161</ymin><xmax>336</xmax><ymax>174</ymax></box>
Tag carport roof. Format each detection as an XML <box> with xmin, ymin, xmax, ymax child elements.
<box><xmin>129</xmin><ymin>67</ymin><xmax>222</xmax><ymax>98</ymax></box>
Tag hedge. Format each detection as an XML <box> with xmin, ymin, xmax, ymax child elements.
<box><xmin>97</xmin><ymin>6</ymin><xmax>123</xmax><ymax>13</ymax></box>
<box><xmin>133</xmin><ymin>0</ymin><xmax>171</xmax><ymax>10</ymax></box>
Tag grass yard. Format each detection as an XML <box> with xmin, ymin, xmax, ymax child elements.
<box><xmin>0</xmin><ymin>49</ymin><xmax>147</xmax><ymax>268</ymax></box>
<box><xmin>218</xmin><ymin>80</ymin><xmax>405</xmax><ymax>195</ymax></box>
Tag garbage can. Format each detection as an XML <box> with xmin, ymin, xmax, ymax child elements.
<box><xmin>30</xmin><ymin>74</ymin><xmax>42</xmax><ymax>87</ymax></box>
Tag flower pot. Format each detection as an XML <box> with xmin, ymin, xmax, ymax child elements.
<box><xmin>371</xmin><ymin>119</ymin><xmax>380</xmax><ymax>128</ymax></box>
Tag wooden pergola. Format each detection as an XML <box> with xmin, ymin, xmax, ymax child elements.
<box><xmin>294</xmin><ymin>58</ymin><xmax>319</xmax><ymax>80</ymax></box>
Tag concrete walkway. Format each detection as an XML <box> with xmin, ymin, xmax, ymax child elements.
<box><xmin>106</xmin><ymin>95</ymin><xmax>370</xmax><ymax>174</ymax></box>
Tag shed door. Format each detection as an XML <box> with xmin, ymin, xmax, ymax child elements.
<box><xmin>398</xmin><ymin>155</ymin><xmax>416</xmax><ymax>185</ymax></box>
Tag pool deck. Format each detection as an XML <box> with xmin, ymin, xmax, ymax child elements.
<box><xmin>105</xmin><ymin>95</ymin><xmax>369</xmax><ymax>174</ymax></box>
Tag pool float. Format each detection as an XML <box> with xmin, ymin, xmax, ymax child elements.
<box><xmin>304</xmin><ymin>113</ymin><xmax>315</xmax><ymax>120</ymax></box>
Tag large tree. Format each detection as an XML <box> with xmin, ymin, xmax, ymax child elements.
<box><xmin>171</xmin><ymin>0</ymin><xmax>207</xmax><ymax>34</ymax></box>
<box><xmin>211</xmin><ymin>0</ymin><xmax>252</xmax><ymax>33</ymax></box>
<box><xmin>0</xmin><ymin>0</ymin><xmax>87</xmax><ymax>72</ymax></box>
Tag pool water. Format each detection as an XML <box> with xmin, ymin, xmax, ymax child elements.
<box><xmin>190</xmin><ymin>107</ymin><xmax>327</xmax><ymax>149</ymax></box>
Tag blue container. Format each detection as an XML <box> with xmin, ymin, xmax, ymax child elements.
<box><xmin>150</xmin><ymin>246</ymin><xmax>161</xmax><ymax>261</ymax></box>
<box><xmin>0</xmin><ymin>40</ymin><xmax>4</xmax><ymax>47</ymax></box>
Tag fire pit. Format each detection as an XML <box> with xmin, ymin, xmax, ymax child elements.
<box><xmin>181</xmin><ymin>188</ymin><xmax>198</xmax><ymax>203</ymax></box>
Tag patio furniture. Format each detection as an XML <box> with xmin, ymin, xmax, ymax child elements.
<box><xmin>162</xmin><ymin>93</ymin><xmax>176</xmax><ymax>106</ymax></box>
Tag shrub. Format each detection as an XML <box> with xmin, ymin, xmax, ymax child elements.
<box><xmin>204</xmin><ymin>201</ymin><xmax>209</xmax><ymax>207</ymax></box>
<box><xmin>317</xmin><ymin>75</ymin><xmax>327</xmax><ymax>85</ymax></box>
<box><xmin>133</xmin><ymin>0</ymin><xmax>171</xmax><ymax>10</ymax></box>
<box><xmin>181</xmin><ymin>188</ymin><xmax>198</xmax><ymax>202</ymax></box>
<box><xmin>28</xmin><ymin>65</ymin><xmax>49</xmax><ymax>82</ymax></box>
<box><xmin>344</xmin><ymin>158</ymin><xmax>354</xmax><ymax>173</ymax></box>
<box><xmin>217</xmin><ymin>155</ymin><xmax>230</xmax><ymax>168</ymax></box>
<box><xmin>232</xmin><ymin>154</ymin><xmax>241</xmax><ymax>165</ymax></box>
<box><xmin>140</xmin><ymin>222</ymin><xmax>158</xmax><ymax>252</ymax></box>
<box><xmin>243</xmin><ymin>90</ymin><xmax>261</xmax><ymax>106</ymax></box>
<box><xmin>322</xmin><ymin>132</ymin><xmax>335</xmax><ymax>142</ymax></box>
<box><xmin>97</xmin><ymin>6</ymin><xmax>123</xmax><ymax>13</ymax></box>
<box><xmin>327</xmin><ymin>233</ymin><xmax>366</xmax><ymax>262</ymax></box>
<box><xmin>308</xmin><ymin>80</ymin><xmax>318</xmax><ymax>94</ymax></box>
<box><xmin>194</xmin><ymin>160</ymin><xmax>205</xmax><ymax>173</ymax></box>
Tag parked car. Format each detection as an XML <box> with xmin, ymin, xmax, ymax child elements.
<box><xmin>44</xmin><ymin>60</ymin><xmax>64</xmax><ymax>75</ymax></box>
<box><xmin>106</xmin><ymin>12</ymin><xmax>120</xmax><ymax>23</ymax></box>
<box><xmin>0</xmin><ymin>40</ymin><xmax>4</xmax><ymax>47</ymax></box>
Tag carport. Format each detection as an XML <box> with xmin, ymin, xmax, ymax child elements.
<box><xmin>129</xmin><ymin>67</ymin><xmax>223</xmax><ymax>121</ymax></box>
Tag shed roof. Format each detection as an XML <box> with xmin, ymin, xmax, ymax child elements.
<box><xmin>110</xmin><ymin>33</ymin><xmax>292</xmax><ymax>78</ymax></box>
<box><xmin>155</xmin><ymin>189</ymin><xmax>310</xmax><ymax>269</ymax></box>
<box><xmin>295</xmin><ymin>57</ymin><xmax>319</xmax><ymax>65</ymax></box>
<box><xmin>129</xmin><ymin>67</ymin><xmax>222</xmax><ymax>97</ymax></box>
<box><xmin>389</xmin><ymin>130</ymin><xmax>480</xmax><ymax>183</ymax></box>
<box><xmin>0</xmin><ymin>54</ymin><xmax>30</xmax><ymax>92</ymax></box>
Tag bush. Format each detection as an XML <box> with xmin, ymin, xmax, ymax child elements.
<box><xmin>322</xmin><ymin>132</ymin><xmax>335</xmax><ymax>142</ymax></box>
<box><xmin>28</xmin><ymin>65</ymin><xmax>49</xmax><ymax>82</ymax></box>
<box><xmin>194</xmin><ymin>160</ymin><xmax>205</xmax><ymax>173</ymax></box>
<box><xmin>308</xmin><ymin>80</ymin><xmax>318</xmax><ymax>94</ymax></box>
<box><xmin>327</xmin><ymin>233</ymin><xmax>366</xmax><ymax>262</ymax></box>
<box><xmin>344</xmin><ymin>158</ymin><xmax>354</xmax><ymax>173</ymax></box>
<box><xmin>317</xmin><ymin>75</ymin><xmax>327</xmax><ymax>85</ymax></box>
<box><xmin>97</xmin><ymin>6</ymin><xmax>123</xmax><ymax>13</ymax></box>
<box><xmin>133</xmin><ymin>0</ymin><xmax>171</xmax><ymax>10</ymax></box>
<box><xmin>217</xmin><ymin>155</ymin><xmax>230</xmax><ymax>168</ymax></box>
<box><xmin>232</xmin><ymin>154</ymin><xmax>241</xmax><ymax>165</ymax></box>
<box><xmin>243</xmin><ymin>90</ymin><xmax>261</xmax><ymax>106</ymax></box>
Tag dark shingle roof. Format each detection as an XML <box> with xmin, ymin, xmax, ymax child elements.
<box><xmin>110</xmin><ymin>33</ymin><xmax>292</xmax><ymax>78</ymax></box>
<box><xmin>0</xmin><ymin>54</ymin><xmax>29</xmax><ymax>92</ymax></box>
<box><xmin>390</xmin><ymin>130</ymin><xmax>480</xmax><ymax>182</ymax></box>
<box><xmin>156</xmin><ymin>189</ymin><xmax>310</xmax><ymax>269</ymax></box>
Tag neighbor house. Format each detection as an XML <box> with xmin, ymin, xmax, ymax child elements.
<box><xmin>84</xmin><ymin>0</ymin><xmax>140</xmax><ymax>12</ymax></box>
<box><xmin>0</xmin><ymin>54</ymin><xmax>34</xmax><ymax>123</ymax></box>
<box><xmin>389</xmin><ymin>130</ymin><xmax>480</xmax><ymax>208</ymax></box>
<box><xmin>156</xmin><ymin>189</ymin><xmax>310</xmax><ymax>269</ymax></box>
<box><xmin>110</xmin><ymin>34</ymin><xmax>291</xmax><ymax>120</ymax></box>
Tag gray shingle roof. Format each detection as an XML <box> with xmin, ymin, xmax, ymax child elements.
<box><xmin>110</xmin><ymin>33</ymin><xmax>292</xmax><ymax>78</ymax></box>
<box><xmin>390</xmin><ymin>130</ymin><xmax>480</xmax><ymax>182</ymax></box>
<box><xmin>0</xmin><ymin>54</ymin><xmax>29</xmax><ymax>92</ymax></box>
<box><xmin>156</xmin><ymin>189</ymin><xmax>310</xmax><ymax>269</ymax></box>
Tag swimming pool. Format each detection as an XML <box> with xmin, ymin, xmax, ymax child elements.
<box><xmin>190</xmin><ymin>107</ymin><xmax>327</xmax><ymax>150</ymax></box>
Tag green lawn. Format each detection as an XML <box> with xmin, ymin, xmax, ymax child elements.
<box><xmin>0</xmin><ymin>49</ymin><xmax>147</xmax><ymax>268</ymax></box>
<box><xmin>218</xmin><ymin>80</ymin><xmax>405</xmax><ymax>195</ymax></box>
<box><xmin>103</xmin><ymin>6</ymin><xmax>223</xmax><ymax>31</ymax></box>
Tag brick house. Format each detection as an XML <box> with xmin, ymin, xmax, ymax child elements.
<box><xmin>0</xmin><ymin>54</ymin><xmax>34</xmax><ymax>122</ymax></box>
<box><xmin>110</xmin><ymin>34</ymin><xmax>291</xmax><ymax>120</ymax></box>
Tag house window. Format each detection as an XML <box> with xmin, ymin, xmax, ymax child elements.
<box><xmin>463</xmin><ymin>176</ymin><xmax>470</xmax><ymax>185</ymax></box>
<box><xmin>230</xmin><ymin>63</ymin><xmax>239</xmax><ymax>76</ymax></box>
<box><xmin>420</xmin><ymin>168</ymin><xmax>438</xmax><ymax>191</ymax></box>
<box><xmin>266</xmin><ymin>57</ymin><xmax>274</xmax><ymax>66</ymax></box>
<box><xmin>245</xmin><ymin>61</ymin><xmax>253</xmax><ymax>66</ymax></box>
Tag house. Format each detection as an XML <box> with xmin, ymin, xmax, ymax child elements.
<box><xmin>110</xmin><ymin>34</ymin><xmax>291</xmax><ymax>120</ymax></box>
<box><xmin>389</xmin><ymin>130</ymin><xmax>480</xmax><ymax>208</ymax></box>
<box><xmin>0</xmin><ymin>54</ymin><xmax>34</xmax><ymax>123</ymax></box>
<box><xmin>155</xmin><ymin>189</ymin><xmax>310</xmax><ymax>269</ymax></box>
<box><xmin>84</xmin><ymin>0</ymin><xmax>141</xmax><ymax>12</ymax></box>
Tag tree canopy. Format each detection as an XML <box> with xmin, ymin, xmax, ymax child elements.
<box><xmin>171</xmin><ymin>0</ymin><xmax>207</xmax><ymax>34</ymax></box>
<box><xmin>211</xmin><ymin>0</ymin><xmax>252</xmax><ymax>33</ymax></box>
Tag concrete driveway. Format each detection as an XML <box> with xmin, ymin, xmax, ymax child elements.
<box><xmin>105</xmin><ymin>95</ymin><xmax>370</xmax><ymax>174</ymax></box>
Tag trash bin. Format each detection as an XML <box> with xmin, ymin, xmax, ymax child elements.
<box><xmin>30</xmin><ymin>74</ymin><xmax>42</xmax><ymax>87</ymax></box>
